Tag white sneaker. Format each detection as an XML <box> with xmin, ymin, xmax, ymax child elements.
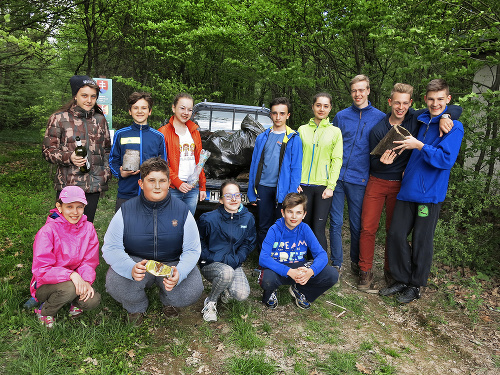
<box><xmin>202</xmin><ymin>298</ymin><xmax>217</xmax><ymax>322</ymax></box>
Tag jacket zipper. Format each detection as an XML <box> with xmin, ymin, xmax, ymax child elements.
<box><xmin>307</xmin><ymin>125</ymin><xmax>319</xmax><ymax>184</ymax></box>
<box><xmin>153</xmin><ymin>207</ymin><xmax>158</xmax><ymax>259</ymax></box>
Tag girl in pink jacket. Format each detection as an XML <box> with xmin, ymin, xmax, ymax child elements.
<box><xmin>31</xmin><ymin>186</ymin><xmax>101</xmax><ymax>327</ymax></box>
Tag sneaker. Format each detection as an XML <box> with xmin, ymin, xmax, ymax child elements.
<box><xmin>23</xmin><ymin>297</ymin><xmax>39</xmax><ymax>310</ymax></box>
<box><xmin>69</xmin><ymin>304</ymin><xmax>84</xmax><ymax>317</ymax></box>
<box><xmin>201</xmin><ymin>298</ymin><xmax>217</xmax><ymax>322</ymax></box>
<box><xmin>289</xmin><ymin>284</ymin><xmax>311</xmax><ymax>310</ymax></box>
<box><xmin>220</xmin><ymin>289</ymin><xmax>232</xmax><ymax>304</ymax></box>
<box><xmin>379</xmin><ymin>282</ymin><xmax>407</xmax><ymax>296</ymax></box>
<box><xmin>397</xmin><ymin>286</ymin><xmax>421</xmax><ymax>304</ymax></box>
<box><xmin>34</xmin><ymin>306</ymin><xmax>54</xmax><ymax>328</ymax></box>
<box><xmin>351</xmin><ymin>261</ymin><xmax>360</xmax><ymax>274</ymax></box>
<box><xmin>263</xmin><ymin>290</ymin><xmax>278</xmax><ymax>309</ymax></box>
<box><xmin>163</xmin><ymin>305</ymin><xmax>179</xmax><ymax>318</ymax></box>
<box><xmin>127</xmin><ymin>312</ymin><xmax>144</xmax><ymax>326</ymax></box>
<box><xmin>358</xmin><ymin>270</ymin><xmax>373</xmax><ymax>290</ymax></box>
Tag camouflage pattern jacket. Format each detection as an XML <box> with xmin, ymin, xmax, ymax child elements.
<box><xmin>42</xmin><ymin>105</ymin><xmax>111</xmax><ymax>193</ymax></box>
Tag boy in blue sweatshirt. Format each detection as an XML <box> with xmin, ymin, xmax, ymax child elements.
<box><xmin>380</xmin><ymin>79</ymin><xmax>464</xmax><ymax>303</ymax></box>
<box><xmin>109</xmin><ymin>92</ymin><xmax>166</xmax><ymax>211</ymax></box>
<box><xmin>259</xmin><ymin>193</ymin><xmax>338</xmax><ymax>309</ymax></box>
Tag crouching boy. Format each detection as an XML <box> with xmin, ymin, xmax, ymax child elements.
<box><xmin>258</xmin><ymin>193</ymin><xmax>338</xmax><ymax>309</ymax></box>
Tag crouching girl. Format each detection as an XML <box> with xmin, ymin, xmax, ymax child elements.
<box><xmin>31</xmin><ymin>186</ymin><xmax>101</xmax><ymax>327</ymax></box>
<box><xmin>198</xmin><ymin>180</ymin><xmax>256</xmax><ymax>322</ymax></box>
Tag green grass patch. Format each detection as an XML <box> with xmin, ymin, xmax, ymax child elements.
<box><xmin>316</xmin><ymin>351</ymin><xmax>358</xmax><ymax>374</ymax></box>
<box><xmin>226</xmin><ymin>354</ymin><xmax>276</xmax><ymax>374</ymax></box>
<box><xmin>227</xmin><ymin>301</ymin><xmax>265</xmax><ymax>349</ymax></box>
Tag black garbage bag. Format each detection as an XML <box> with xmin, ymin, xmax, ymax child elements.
<box><xmin>202</xmin><ymin>114</ymin><xmax>265</xmax><ymax>179</ymax></box>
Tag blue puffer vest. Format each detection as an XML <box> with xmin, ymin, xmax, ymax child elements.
<box><xmin>121</xmin><ymin>191</ymin><xmax>188</xmax><ymax>262</ymax></box>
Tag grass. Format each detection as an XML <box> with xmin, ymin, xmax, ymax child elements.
<box><xmin>0</xmin><ymin>128</ymin><xmax>497</xmax><ymax>374</ymax></box>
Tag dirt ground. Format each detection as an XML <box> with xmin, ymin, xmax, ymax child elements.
<box><xmin>137</xmin><ymin>239</ymin><xmax>500</xmax><ymax>375</ymax></box>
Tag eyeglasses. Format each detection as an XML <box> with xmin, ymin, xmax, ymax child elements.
<box><xmin>223</xmin><ymin>193</ymin><xmax>242</xmax><ymax>200</ymax></box>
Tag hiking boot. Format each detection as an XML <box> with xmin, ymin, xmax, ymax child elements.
<box><xmin>34</xmin><ymin>306</ymin><xmax>54</xmax><ymax>328</ymax></box>
<box><xmin>263</xmin><ymin>290</ymin><xmax>278</xmax><ymax>309</ymax></box>
<box><xmin>23</xmin><ymin>297</ymin><xmax>39</xmax><ymax>310</ymax></box>
<box><xmin>162</xmin><ymin>305</ymin><xmax>179</xmax><ymax>318</ymax></box>
<box><xmin>379</xmin><ymin>282</ymin><xmax>407</xmax><ymax>296</ymax></box>
<box><xmin>127</xmin><ymin>312</ymin><xmax>144</xmax><ymax>326</ymax></box>
<box><xmin>397</xmin><ymin>286</ymin><xmax>421</xmax><ymax>304</ymax></box>
<box><xmin>384</xmin><ymin>269</ymin><xmax>395</xmax><ymax>286</ymax></box>
<box><xmin>358</xmin><ymin>270</ymin><xmax>373</xmax><ymax>290</ymax></box>
<box><xmin>289</xmin><ymin>284</ymin><xmax>311</xmax><ymax>310</ymax></box>
<box><xmin>220</xmin><ymin>289</ymin><xmax>232</xmax><ymax>304</ymax></box>
<box><xmin>351</xmin><ymin>262</ymin><xmax>360</xmax><ymax>274</ymax></box>
<box><xmin>201</xmin><ymin>298</ymin><xmax>217</xmax><ymax>322</ymax></box>
<box><xmin>69</xmin><ymin>304</ymin><xmax>84</xmax><ymax>317</ymax></box>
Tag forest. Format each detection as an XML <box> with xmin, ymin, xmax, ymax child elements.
<box><xmin>1</xmin><ymin>0</ymin><xmax>499</xmax><ymax>271</ymax></box>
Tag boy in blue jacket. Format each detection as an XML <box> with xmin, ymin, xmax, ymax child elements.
<box><xmin>248</xmin><ymin>97</ymin><xmax>302</xmax><ymax>249</ymax></box>
<box><xmin>380</xmin><ymin>79</ymin><xmax>464</xmax><ymax>303</ymax></box>
<box><xmin>109</xmin><ymin>92</ymin><xmax>166</xmax><ymax>211</ymax></box>
<box><xmin>259</xmin><ymin>193</ymin><xmax>338</xmax><ymax>309</ymax></box>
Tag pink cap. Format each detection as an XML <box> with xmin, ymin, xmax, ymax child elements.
<box><xmin>59</xmin><ymin>186</ymin><xmax>87</xmax><ymax>205</ymax></box>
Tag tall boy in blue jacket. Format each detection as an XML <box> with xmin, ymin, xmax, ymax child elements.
<box><xmin>380</xmin><ymin>79</ymin><xmax>464</xmax><ymax>303</ymax></box>
<box><xmin>248</xmin><ymin>97</ymin><xmax>302</xmax><ymax>249</ymax></box>
<box><xmin>109</xmin><ymin>92</ymin><xmax>166</xmax><ymax>211</ymax></box>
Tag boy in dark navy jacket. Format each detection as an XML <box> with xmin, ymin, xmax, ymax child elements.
<box><xmin>380</xmin><ymin>79</ymin><xmax>464</xmax><ymax>303</ymax></box>
<box><xmin>109</xmin><ymin>92</ymin><xmax>166</xmax><ymax>211</ymax></box>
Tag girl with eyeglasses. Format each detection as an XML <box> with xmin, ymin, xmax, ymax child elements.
<box><xmin>297</xmin><ymin>93</ymin><xmax>343</xmax><ymax>251</ymax></box>
<box><xmin>197</xmin><ymin>180</ymin><xmax>256</xmax><ymax>322</ymax></box>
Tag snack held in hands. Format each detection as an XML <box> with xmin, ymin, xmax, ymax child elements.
<box><xmin>145</xmin><ymin>260</ymin><xmax>173</xmax><ymax>278</ymax></box>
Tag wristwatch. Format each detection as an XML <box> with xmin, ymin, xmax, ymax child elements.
<box><xmin>441</xmin><ymin>113</ymin><xmax>451</xmax><ymax>119</ymax></box>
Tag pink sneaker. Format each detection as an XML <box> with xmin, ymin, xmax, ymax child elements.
<box><xmin>34</xmin><ymin>307</ymin><xmax>54</xmax><ymax>328</ymax></box>
<box><xmin>69</xmin><ymin>304</ymin><xmax>84</xmax><ymax>317</ymax></box>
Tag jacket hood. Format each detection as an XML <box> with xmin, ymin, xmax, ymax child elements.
<box><xmin>46</xmin><ymin>207</ymin><xmax>88</xmax><ymax>228</ymax></box>
<box><xmin>307</xmin><ymin>117</ymin><xmax>331</xmax><ymax>128</ymax></box>
<box><xmin>70</xmin><ymin>104</ymin><xmax>95</xmax><ymax>119</ymax></box>
<box><xmin>165</xmin><ymin>116</ymin><xmax>199</xmax><ymax>133</ymax></box>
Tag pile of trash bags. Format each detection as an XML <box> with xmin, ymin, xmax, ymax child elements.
<box><xmin>201</xmin><ymin>114</ymin><xmax>265</xmax><ymax>179</ymax></box>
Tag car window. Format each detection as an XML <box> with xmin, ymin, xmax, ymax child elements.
<box><xmin>211</xmin><ymin>111</ymin><xmax>234</xmax><ymax>131</ymax></box>
<box><xmin>193</xmin><ymin>108</ymin><xmax>271</xmax><ymax>131</ymax></box>
<box><xmin>192</xmin><ymin>110</ymin><xmax>210</xmax><ymax>129</ymax></box>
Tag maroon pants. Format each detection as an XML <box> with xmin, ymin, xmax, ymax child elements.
<box><xmin>358</xmin><ymin>176</ymin><xmax>401</xmax><ymax>272</ymax></box>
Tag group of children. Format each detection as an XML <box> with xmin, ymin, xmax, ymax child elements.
<box><xmin>32</xmin><ymin>73</ymin><xmax>463</xmax><ymax>327</ymax></box>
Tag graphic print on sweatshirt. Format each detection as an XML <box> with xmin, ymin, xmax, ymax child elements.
<box><xmin>271</xmin><ymin>239</ymin><xmax>307</xmax><ymax>263</ymax></box>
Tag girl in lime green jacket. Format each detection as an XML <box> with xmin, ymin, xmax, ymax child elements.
<box><xmin>298</xmin><ymin>93</ymin><xmax>343</xmax><ymax>251</ymax></box>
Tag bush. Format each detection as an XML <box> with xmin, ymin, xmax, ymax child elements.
<box><xmin>434</xmin><ymin>168</ymin><xmax>500</xmax><ymax>275</ymax></box>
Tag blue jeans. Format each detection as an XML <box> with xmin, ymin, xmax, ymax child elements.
<box><xmin>169</xmin><ymin>187</ymin><xmax>199</xmax><ymax>216</ymax></box>
<box><xmin>329</xmin><ymin>181</ymin><xmax>366</xmax><ymax>267</ymax></box>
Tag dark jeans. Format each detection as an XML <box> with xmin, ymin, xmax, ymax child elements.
<box><xmin>56</xmin><ymin>190</ymin><xmax>100</xmax><ymax>223</ymax></box>
<box><xmin>301</xmin><ymin>184</ymin><xmax>332</xmax><ymax>252</ymax></box>
<box><xmin>35</xmin><ymin>280</ymin><xmax>101</xmax><ymax>316</ymax></box>
<box><xmin>256</xmin><ymin>185</ymin><xmax>282</xmax><ymax>249</ymax></box>
<box><xmin>329</xmin><ymin>181</ymin><xmax>366</xmax><ymax>267</ymax></box>
<box><xmin>259</xmin><ymin>262</ymin><xmax>338</xmax><ymax>302</ymax></box>
<box><xmin>387</xmin><ymin>200</ymin><xmax>442</xmax><ymax>287</ymax></box>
